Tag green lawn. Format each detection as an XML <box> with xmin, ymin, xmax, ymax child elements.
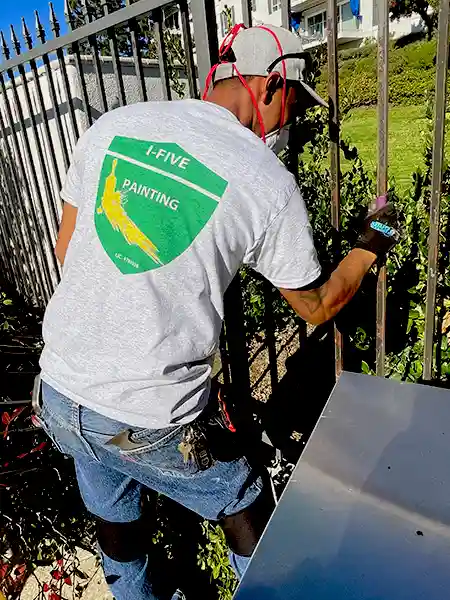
<box><xmin>339</xmin><ymin>105</ymin><xmax>450</xmax><ymax>194</ymax></box>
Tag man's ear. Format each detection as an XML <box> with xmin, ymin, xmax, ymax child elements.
<box><xmin>262</xmin><ymin>72</ymin><xmax>282</xmax><ymax>106</ymax></box>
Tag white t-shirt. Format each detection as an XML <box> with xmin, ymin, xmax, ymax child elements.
<box><xmin>40</xmin><ymin>100</ymin><xmax>321</xmax><ymax>428</ymax></box>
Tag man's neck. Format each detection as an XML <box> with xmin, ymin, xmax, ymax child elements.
<box><xmin>205</xmin><ymin>89</ymin><xmax>251</xmax><ymax>129</ymax></box>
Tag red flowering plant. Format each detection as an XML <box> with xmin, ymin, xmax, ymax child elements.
<box><xmin>0</xmin><ymin>286</ymin><xmax>96</xmax><ymax>599</ymax></box>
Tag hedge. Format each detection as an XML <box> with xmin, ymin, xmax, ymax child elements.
<box><xmin>316</xmin><ymin>38</ymin><xmax>447</xmax><ymax>111</ymax></box>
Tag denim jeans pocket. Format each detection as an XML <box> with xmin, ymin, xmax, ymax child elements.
<box><xmin>120</xmin><ymin>425</ymin><xmax>198</xmax><ymax>477</ymax></box>
<box><xmin>34</xmin><ymin>411</ymin><xmax>65</xmax><ymax>454</ymax></box>
<box><xmin>124</xmin><ymin>425</ymin><xmax>184</xmax><ymax>454</ymax></box>
<box><xmin>37</xmin><ymin>404</ymin><xmax>99</xmax><ymax>461</ymax></box>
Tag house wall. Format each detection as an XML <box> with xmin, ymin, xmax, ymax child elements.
<box><xmin>214</xmin><ymin>0</ymin><xmax>425</xmax><ymax>47</ymax></box>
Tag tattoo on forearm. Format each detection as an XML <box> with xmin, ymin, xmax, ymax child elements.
<box><xmin>297</xmin><ymin>283</ymin><xmax>329</xmax><ymax>316</ymax></box>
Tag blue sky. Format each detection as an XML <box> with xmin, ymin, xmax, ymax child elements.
<box><xmin>0</xmin><ymin>0</ymin><xmax>66</xmax><ymax>51</ymax></box>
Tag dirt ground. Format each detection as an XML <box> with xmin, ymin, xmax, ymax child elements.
<box><xmin>20</xmin><ymin>549</ymin><xmax>112</xmax><ymax>600</ymax></box>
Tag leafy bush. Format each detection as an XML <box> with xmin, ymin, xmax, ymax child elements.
<box><xmin>316</xmin><ymin>38</ymin><xmax>447</xmax><ymax>112</ymax></box>
<box><xmin>198</xmin><ymin>523</ymin><xmax>237</xmax><ymax>600</ymax></box>
<box><xmin>243</xmin><ymin>95</ymin><xmax>450</xmax><ymax>383</ymax></box>
<box><xmin>0</xmin><ymin>286</ymin><xmax>237</xmax><ymax>600</ymax></box>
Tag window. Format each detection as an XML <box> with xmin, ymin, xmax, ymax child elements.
<box><xmin>340</xmin><ymin>1</ymin><xmax>353</xmax><ymax>23</ymax></box>
<box><xmin>220</xmin><ymin>5</ymin><xmax>235</xmax><ymax>37</ymax></box>
<box><xmin>337</xmin><ymin>2</ymin><xmax>358</xmax><ymax>30</ymax></box>
<box><xmin>306</xmin><ymin>10</ymin><xmax>326</xmax><ymax>36</ymax></box>
<box><xmin>268</xmin><ymin>0</ymin><xmax>281</xmax><ymax>14</ymax></box>
<box><xmin>305</xmin><ymin>3</ymin><xmax>356</xmax><ymax>38</ymax></box>
<box><xmin>164</xmin><ymin>10</ymin><xmax>179</xmax><ymax>30</ymax></box>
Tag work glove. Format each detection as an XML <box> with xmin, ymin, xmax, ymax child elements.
<box><xmin>355</xmin><ymin>203</ymin><xmax>400</xmax><ymax>259</ymax></box>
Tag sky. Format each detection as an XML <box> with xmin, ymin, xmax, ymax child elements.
<box><xmin>0</xmin><ymin>0</ymin><xmax>66</xmax><ymax>52</ymax></box>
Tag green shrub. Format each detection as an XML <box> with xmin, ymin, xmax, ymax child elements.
<box><xmin>242</xmin><ymin>96</ymin><xmax>450</xmax><ymax>382</ymax></box>
<box><xmin>198</xmin><ymin>522</ymin><xmax>236</xmax><ymax>600</ymax></box>
<box><xmin>316</xmin><ymin>38</ymin><xmax>445</xmax><ymax>111</ymax></box>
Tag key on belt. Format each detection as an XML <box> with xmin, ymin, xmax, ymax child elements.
<box><xmin>178</xmin><ymin>425</ymin><xmax>213</xmax><ymax>471</ymax></box>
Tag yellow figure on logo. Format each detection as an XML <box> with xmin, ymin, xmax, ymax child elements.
<box><xmin>97</xmin><ymin>159</ymin><xmax>163</xmax><ymax>266</ymax></box>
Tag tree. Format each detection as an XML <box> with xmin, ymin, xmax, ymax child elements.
<box><xmin>69</xmin><ymin>0</ymin><xmax>126</xmax><ymax>30</ymax></box>
<box><xmin>67</xmin><ymin>0</ymin><xmax>188</xmax><ymax>98</ymax></box>
<box><xmin>68</xmin><ymin>0</ymin><xmax>155</xmax><ymax>57</ymax></box>
<box><xmin>389</xmin><ymin>0</ymin><xmax>439</xmax><ymax>41</ymax></box>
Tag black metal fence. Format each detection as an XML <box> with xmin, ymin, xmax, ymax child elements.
<box><xmin>0</xmin><ymin>0</ymin><xmax>211</xmax><ymax>304</ymax></box>
<box><xmin>0</xmin><ymin>0</ymin><xmax>449</xmax><ymax>400</ymax></box>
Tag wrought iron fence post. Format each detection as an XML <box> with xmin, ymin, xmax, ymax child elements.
<box><xmin>10</xmin><ymin>23</ymin><xmax>60</xmax><ymax>240</ymax></box>
<box><xmin>35</xmin><ymin>9</ymin><xmax>70</xmax><ymax>172</ymax></box>
<box><xmin>423</xmin><ymin>0</ymin><xmax>450</xmax><ymax>380</ymax></box>
<box><xmin>263</xmin><ymin>280</ymin><xmax>278</xmax><ymax>392</ymax></box>
<box><xmin>190</xmin><ymin>0</ymin><xmax>218</xmax><ymax>93</ymax></box>
<box><xmin>326</xmin><ymin>0</ymin><xmax>343</xmax><ymax>377</ymax></box>
<box><xmin>0</xmin><ymin>108</ymin><xmax>47</xmax><ymax>304</ymax></box>
<box><xmin>101</xmin><ymin>0</ymin><xmax>127</xmax><ymax>107</ymax></box>
<box><xmin>64</xmin><ymin>0</ymin><xmax>93</xmax><ymax>126</ymax></box>
<box><xmin>241</xmin><ymin>0</ymin><xmax>253</xmax><ymax>28</ymax></box>
<box><xmin>0</xmin><ymin>31</ymin><xmax>59</xmax><ymax>299</ymax></box>
<box><xmin>375</xmin><ymin>0</ymin><xmax>389</xmax><ymax>377</ymax></box>
<box><xmin>153</xmin><ymin>8</ymin><xmax>172</xmax><ymax>101</ymax></box>
<box><xmin>21</xmin><ymin>16</ymin><xmax>63</xmax><ymax>204</ymax></box>
<box><xmin>179</xmin><ymin>0</ymin><xmax>198</xmax><ymax>99</ymax></box>
<box><xmin>281</xmin><ymin>0</ymin><xmax>291</xmax><ymax>29</ymax></box>
<box><xmin>80</xmin><ymin>0</ymin><xmax>108</xmax><ymax>115</ymax></box>
<box><xmin>224</xmin><ymin>275</ymin><xmax>252</xmax><ymax>405</ymax></box>
<box><xmin>50</xmin><ymin>2</ymin><xmax>80</xmax><ymax>142</ymax></box>
<box><xmin>125</xmin><ymin>0</ymin><xmax>148</xmax><ymax>103</ymax></box>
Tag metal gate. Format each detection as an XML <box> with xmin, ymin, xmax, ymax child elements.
<box><xmin>0</xmin><ymin>0</ymin><xmax>449</xmax><ymax>405</ymax></box>
<box><xmin>0</xmin><ymin>0</ymin><xmax>217</xmax><ymax>303</ymax></box>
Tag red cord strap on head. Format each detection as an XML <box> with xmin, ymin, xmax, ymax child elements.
<box><xmin>202</xmin><ymin>23</ymin><xmax>247</xmax><ymax>99</ymax></box>
<box><xmin>255</xmin><ymin>25</ymin><xmax>287</xmax><ymax>128</ymax></box>
<box><xmin>202</xmin><ymin>23</ymin><xmax>287</xmax><ymax>144</ymax></box>
<box><xmin>219</xmin><ymin>23</ymin><xmax>247</xmax><ymax>58</ymax></box>
<box><xmin>231</xmin><ymin>64</ymin><xmax>267</xmax><ymax>142</ymax></box>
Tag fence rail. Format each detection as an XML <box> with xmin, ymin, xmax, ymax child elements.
<box><xmin>0</xmin><ymin>0</ymin><xmax>200</xmax><ymax>307</ymax></box>
<box><xmin>0</xmin><ymin>0</ymin><xmax>448</xmax><ymax>399</ymax></box>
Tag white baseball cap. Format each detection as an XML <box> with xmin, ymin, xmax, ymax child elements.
<box><xmin>214</xmin><ymin>25</ymin><xmax>328</xmax><ymax>108</ymax></box>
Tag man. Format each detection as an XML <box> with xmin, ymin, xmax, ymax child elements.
<box><xmin>37</xmin><ymin>24</ymin><xmax>398</xmax><ymax>600</ymax></box>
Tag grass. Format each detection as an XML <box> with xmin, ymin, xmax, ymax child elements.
<box><xmin>339</xmin><ymin>105</ymin><xmax>450</xmax><ymax>194</ymax></box>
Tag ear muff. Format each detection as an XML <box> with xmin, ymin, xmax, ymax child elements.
<box><xmin>254</xmin><ymin>25</ymin><xmax>287</xmax><ymax>127</ymax></box>
<box><xmin>264</xmin><ymin>71</ymin><xmax>284</xmax><ymax>105</ymax></box>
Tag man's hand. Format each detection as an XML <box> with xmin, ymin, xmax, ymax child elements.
<box><xmin>355</xmin><ymin>203</ymin><xmax>400</xmax><ymax>258</ymax></box>
<box><xmin>279</xmin><ymin>203</ymin><xmax>400</xmax><ymax>326</ymax></box>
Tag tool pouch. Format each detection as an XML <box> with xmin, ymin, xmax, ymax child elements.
<box><xmin>196</xmin><ymin>382</ymin><xmax>246</xmax><ymax>463</ymax></box>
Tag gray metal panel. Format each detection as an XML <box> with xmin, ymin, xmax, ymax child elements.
<box><xmin>235</xmin><ymin>372</ymin><xmax>450</xmax><ymax>600</ymax></box>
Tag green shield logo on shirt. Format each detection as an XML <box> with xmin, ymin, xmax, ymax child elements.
<box><xmin>94</xmin><ymin>136</ymin><xmax>228</xmax><ymax>274</ymax></box>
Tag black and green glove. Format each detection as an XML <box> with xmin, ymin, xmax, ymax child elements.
<box><xmin>355</xmin><ymin>203</ymin><xmax>400</xmax><ymax>259</ymax></box>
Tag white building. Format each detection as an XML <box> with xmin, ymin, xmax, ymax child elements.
<box><xmin>213</xmin><ymin>0</ymin><xmax>424</xmax><ymax>48</ymax></box>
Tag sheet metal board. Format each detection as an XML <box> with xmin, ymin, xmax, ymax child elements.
<box><xmin>235</xmin><ymin>372</ymin><xmax>450</xmax><ymax>600</ymax></box>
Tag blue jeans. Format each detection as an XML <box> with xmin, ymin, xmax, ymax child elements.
<box><xmin>39</xmin><ymin>382</ymin><xmax>263</xmax><ymax>600</ymax></box>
